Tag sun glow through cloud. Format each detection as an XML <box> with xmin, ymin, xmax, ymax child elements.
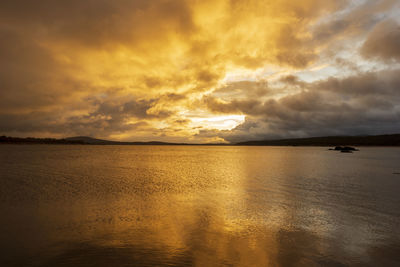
<box><xmin>1</xmin><ymin>0</ymin><xmax>400</xmax><ymax>142</ymax></box>
<box><xmin>190</xmin><ymin>115</ymin><xmax>246</xmax><ymax>131</ymax></box>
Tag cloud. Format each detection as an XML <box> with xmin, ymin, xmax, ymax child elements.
<box><xmin>0</xmin><ymin>27</ymin><xmax>75</xmax><ymax>112</ymax></box>
<box><xmin>0</xmin><ymin>0</ymin><xmax>196</xmax><ymax>48</ymax></box>
<box><xmin>201</xmin><ymin>69</ymin><xmax>400</xmax><ymax>142</ymax></box>
<box><xmin>361</xmin><ymin>19</ymin><xmax>400</xmax><ymax>62</ymax></box>
<box><xmin>211</xmin><ymin>80</ymin><xmax>271</xmax><ymax>99</ymax></box>
<box><xmin>0</xmin><ymin>0</ymin><xmax>400</xmax><ymax>142</ymax></box>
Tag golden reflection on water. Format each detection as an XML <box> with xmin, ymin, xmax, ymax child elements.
<box><xmin>1</xmin><ymin>145</ymin><xmax>400</xmax><ymax>266</ymax></box>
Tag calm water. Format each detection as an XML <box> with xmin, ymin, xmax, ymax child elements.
<box><xmin>1</xmin><ymin>145</ymin><xmax>400</xmax><ymax>267</ymax></box>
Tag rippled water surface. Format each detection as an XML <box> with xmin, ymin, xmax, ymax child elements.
<box><xmin>1</xmin><ymin>145</ymin><xmax>400</xmax><ymax>266</ymax></box>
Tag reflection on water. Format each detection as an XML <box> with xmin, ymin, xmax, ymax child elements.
<box><xmin>1</xmin><ymin>145</ymin><xmax>400</xmax><ymax>266</ymax></box>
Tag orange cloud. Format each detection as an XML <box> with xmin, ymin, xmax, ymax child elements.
<box><xmin>1</xmin><ymin>0</ymin><xmax>399</xmax><ymax>142</ymax></box>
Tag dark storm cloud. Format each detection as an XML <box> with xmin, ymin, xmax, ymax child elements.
<box><xmin>0</xmin><ymin>0</ymin><xmax>196</xmax><ymax>139</ymax></box>
<box><xmin>1</xmin><ymin>0</ymin><xmax>400</xmax><ymax>141</ymax></box>
<box><xmin>0</xmin><ymin>96</ymin><xmax>175</xmax><ymax>137</ymax></box>
<box><xmin>202</xmin><ymin>69</ymin><xmax>400</xmax><ymax>142</ymax></box>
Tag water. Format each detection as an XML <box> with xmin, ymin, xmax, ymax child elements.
<box><xmin>1</xmin><ymin>145</ymin><xmax>400</xmax><ymax>266</ymax></box>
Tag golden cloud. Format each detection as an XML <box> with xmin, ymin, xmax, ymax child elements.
<box><xmin>1</xmin><ymin>0</ymin><xmax>399</xmax><ymax>142</ymax></box>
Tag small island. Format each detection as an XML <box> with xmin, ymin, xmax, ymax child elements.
<box><xmin>330</xmin><ymin>146</ymin><xmax>359</xmax><ymax>153</ymax></box>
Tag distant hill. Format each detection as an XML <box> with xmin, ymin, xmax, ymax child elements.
<box><xmin>0</xmin><ymin>135</ymin><xmax>222</xmax><ymax>145</ymax></box>
<box><xmin>63</xmin><ymin>136</ymin><xmax>179</xmax><ymax>145</ymax></box>
<box><xmin>236</xmin><ymin>134</ymin><xmax>400</xmax><ymax>146</ymax></box>
<box><xmin>0</xmin><ymin>136</ymin><xmax>85</xmax><ymax>144</ymax></box>
<box><xmin>65</xmin><ymin>136</ymin><xmax>118</xmax><ymax>144</ymax></box>
<box><xmin>2</xmin><ymin>134</ymin><xmax>400</xmax><ymax>146</ymax></box>
<box><xmin>0</xmin><ymin>135</ymin><xmax>180</xmax><ymax>145</ymax></box>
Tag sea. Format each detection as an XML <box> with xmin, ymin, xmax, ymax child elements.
<box><xmin>1</xmin><ymin>145</ymin><xmax>400</xmax><ymax>266</ymax></box>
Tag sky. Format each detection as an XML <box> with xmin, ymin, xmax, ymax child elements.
<box><xmin>1</xmin><ymin>0</ymin><xmax>400</xmax><ymax>143</ymax></box>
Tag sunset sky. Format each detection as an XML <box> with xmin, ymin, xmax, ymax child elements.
<box><xmin>1</xmin><ymin>0</ymin><xmax>400</xmax><ymax>143</ymax></box>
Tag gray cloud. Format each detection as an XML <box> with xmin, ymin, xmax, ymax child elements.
<box><xmin>0</xmin><ymin>96</ymin><xmax>175</xmax><ymax>137</ymax></box>
<box><xmin>202</xmin><ymin>69</ymin><xmax>400</xmax><ymax>142</ymax></box>
<box><xmin>1</xmin><ymin>0</ymin><xmax>400</xmax><ymax>142</ymax></box>
<box><xmin>361</xmin><ymin>19</ymin><xmax>400</xmax><ymax>62</ymax></box>
<box><xmin>212</xmin><ymin>80</ymin><xmax>271</xmax><ymax>99</ymax></box>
